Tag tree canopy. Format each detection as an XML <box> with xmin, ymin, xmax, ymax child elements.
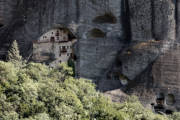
<box><xmin>0</xmin><ymin>61</ymin><xmax>179</xmax><ymax>120</ymax></box>
<box><xmin>7</xmin><ymin>40</ymin><xmax>22</xmax><ymax>62</ymax></box>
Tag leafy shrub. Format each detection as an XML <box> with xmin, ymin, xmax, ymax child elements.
<box><xmin>169</xmin><ymin>112</ymin><xmax>180</xmax><ymax>120</ymax></box>
<box><xmin>7</xmin><ymin>40</ymin><xmax>22</xmax><ymax>62</ymax></box>
<box><xmin>0</xmin><ymin>61</ymin><xmax>178</xmax><ymax>120</ymax></box>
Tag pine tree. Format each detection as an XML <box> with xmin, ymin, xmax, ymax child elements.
<box><xmin>7</xmin><ymin>40</ymin><xmax>22</xmax><ymax>62</ymax></box>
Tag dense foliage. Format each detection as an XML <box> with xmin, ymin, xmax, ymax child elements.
<box><xmin>7</xmin><ymin>40</ymin><xmax>22</xmax><ymax>62</ymax></box>
<box><xmin>0</xmin><ymin>61</ymin><xmax>179</xmax><ymax>120</ymax></box>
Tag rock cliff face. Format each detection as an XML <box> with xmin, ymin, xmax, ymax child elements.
<box><xmin>1</xmin><ymin>0</ymin><xmax>180</xmax><ymax>111</ymax></box>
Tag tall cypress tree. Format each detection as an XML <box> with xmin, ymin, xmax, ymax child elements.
<box><xmin>7</xmin><ymin>40</ymin><xmax>22</xmax><ymax>62</ymax></box>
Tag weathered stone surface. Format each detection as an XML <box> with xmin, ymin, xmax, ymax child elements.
<box><xmin>153</xmin><ymin>0</ymin><xmax>176</xmax><ymax>41</ymax></box>
<box><xmin>104</xmin><ymin>89</ymin><xmax>127</xmax><ymax>103</ymax></box>
<box><xmin>0</xmin><ymin>0</ymin><xmax>124</xmax><ymax>83</ymax></box>
<box><xmin>77</xmin><ymin>0</ymin><xmax>124</xmax><ymax>81</ymax></box>
<box><xmin>119</xmin><ymin>41</ymin><xmax>160</xmax><ymax>80</ymax></box>
<box><xmin>152</xmin><ymin>45</ymin><xmax>180</xmax><ymax>110</ymax></box>
<box><xmin>1</xmin><ymin>0</ymin><xmax>180</xmax><ymax>111</ymax></box>
<box><xmin>128</xmin><ymin>0</ymin><xmax>152</xmax><ymax>41</ymax></box>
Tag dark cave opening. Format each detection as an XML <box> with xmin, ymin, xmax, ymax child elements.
<box><xmin>166</xmin><ymin>94</ymin><xmax>176</xmax><ymax>105</ymax></box>
<box><xmin>151</xmin><ymin>93</ymin><xmax>175</xmax><ymax>115</ymax></box>
<box><xmin>93</xmin><ymin>12</ymin><xmax>117</xmax><ymax>24</ymax></box>
<box><xmin>121</xmin><ymin>0</ymin><xmax>131</xmax><ymax>44</ymax></box>
<box><xmin>0</xmin><ymin>23</ymin><xmax>4</xmax><ymax>28</ymax></box>
<box><xmin>89</xmin><ymin>28</ymin><xmax>106</xmax><ymax>38</ymax></box>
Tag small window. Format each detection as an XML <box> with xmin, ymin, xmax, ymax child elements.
<box><xmin>112</xmin><ymin>74</ymin><xmax>119</xmax><ymax>80</ymax></box>
<box><xmin>60</xmin><ymin>46</ymin><xmax>67</xmax><ymax>53</ymax></box>
<box><xmin>157</xmin><ymin>93</ymin><xmax>165</xmax><ymax>100</ymax></box>
<box><xmin>166</xmin><ymin>94</ymin><xmax>175</xmax><ymax>105</ymax></box>
<box><xmin>156</xmin><ymin>93</ymin><xmax>165</xmax><ymax>106</ymax></box>
<box><xmin>56</xmin><ymin>30</ymin><xmax>59</xmax><ymax>36</ymax></box>
<box><xmin>50</xmin><ymin>37</ymin><xmax>55</xmax><ymax>42</ymax></box>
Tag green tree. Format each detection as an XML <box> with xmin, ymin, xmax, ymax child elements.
<box><xmin>7</xmin><ymin>40</ymin><xmax>22</xmax><ymax>62</ymax></box>
<box><xmin>0</xmin><ymin>60</ymin><xmax>177</xmax><ymax>120</ymax></box>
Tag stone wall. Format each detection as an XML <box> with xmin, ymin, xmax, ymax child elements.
<box><xmin>33</xmin><ymin>41</ymin><xmax>74</xmax><ymax>66</ymax></box>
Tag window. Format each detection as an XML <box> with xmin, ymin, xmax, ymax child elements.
<box><xmin>67</xmin><ymin>53</ymin><xmax>72</xmax><ymax>57</ymax></box>
<box><xmin>50</xmin><ymin>37</ymin><xmax>55</xmax><ymax>42</ymax></box>
<box><xmin>114</xmin><ymin>75</ymin><xmax>119</xmax><ymax>80</ymax></box>
<box><xmin>60</xmin><ymin>46</ymin><xmax>67</xmax><ymax>53</ymax></box>
<box><xmin>156</xmin><ymin>93</ymin><xmax>165</xmax><ymax>106</ymax></box>
<box><xmin>166</xmin><ymin>94</ymin><xmax>175</xmax><ymax>105</ymax></box>
<box><xmin>56</xmin><ymin>30</ymin><xmax>59</xmax><ymax>36</ymax></box>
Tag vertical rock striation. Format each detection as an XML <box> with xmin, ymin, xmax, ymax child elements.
<box><xmin>1</xmin><ymin>0</ymin><xmax>180</xmax><ymax>111</ymax></box>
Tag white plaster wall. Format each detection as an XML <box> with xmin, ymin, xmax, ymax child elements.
<box><xmin>33</xmin><ymin>41</ymin><xmax>74</xmax><ymax>65</ymax></box>
<box><xmin>38</xmin><ymin>29</ymin><xmax>68</xmax><ymax>42</ymax></box>
<box><xmin>33</xmin><ymin>43</ymin><xmax>53</xmax><ymax>62</ymax></box>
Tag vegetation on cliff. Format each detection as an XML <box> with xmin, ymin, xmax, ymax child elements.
<box><xmin>0</xmin><ymin>60</ymin><xmax>179</xmax><ymax>120</ymax></box>
<box><xmin>7</xmin><ymin>40</ymin><xmax>22</xmax><ymax>62</ymax></box>
<box><xmin>0</xmin><ymin>40</ymin><xmax>178</xmax><ymax>119</ymax></box>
